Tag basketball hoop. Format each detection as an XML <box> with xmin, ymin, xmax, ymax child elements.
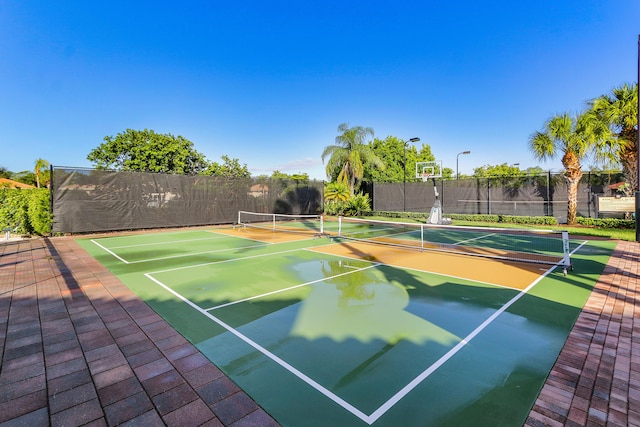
<box><xmin>420</xmin><ymin>173</ymin><xmax>432</xmax><ymax>182</ymax></box>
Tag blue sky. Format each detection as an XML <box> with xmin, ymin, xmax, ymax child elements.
<box><xmin>1</xmin><ymin>1</ymin><xmax>638</xmax><ymax>180</ymax></box>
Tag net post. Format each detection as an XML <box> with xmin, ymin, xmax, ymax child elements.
<box><xmin>338</xmin><ymin>216</ymin><xmax>343</xmax><ymax>237</ymax></box>
<box><xmin>561</xmin><ymin>231</ymin><xmax>571</xmax><ymax>271</ymax></box>
<box><xmin>420</xmin><ymin>224</ymin><xmax>424</xmax><ymax>252</ymax></box>
<box><xmin>272</xmin><ymin>213</ymin><xmax>276</xmax><ymax>230</ymax></box>
<box><xmin>237</xmin><ymin>211</ymin><xmax>242</xmax><ymax>225</ymax></box>
<box><xmin>320</xmin><ymin>212</ymin><xmax>324</xmax><ymax>234</ymax></box>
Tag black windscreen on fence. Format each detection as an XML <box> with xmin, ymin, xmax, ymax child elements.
<box><xmin>51</xmin><ymin>167</ymin><xmax>324</xmax><ymax>233</ymax></box>
<box><xmin>369</xmin><ymin>172</ymin><xmax>625</xmax><ymax>223</ymax></box>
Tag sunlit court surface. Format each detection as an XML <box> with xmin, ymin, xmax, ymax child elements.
<box><xmin>77</xmin><ymin>217</ymin><xmax>615</xmax><ymax>426</ymax></box>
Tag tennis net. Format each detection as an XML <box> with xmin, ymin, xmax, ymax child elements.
<box><xmin>333</xmin><ymin>216</ymin><xmax>571</xmax><ymax>272</ymax></box>
<box><xmin>237</xmin><ymin>211</ymin><xmax>324</xmax><ymax>235</ymax></box>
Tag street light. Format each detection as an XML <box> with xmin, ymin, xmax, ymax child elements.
<box><xmin>456</xmin><ymin>151</ymin><xmax>471</xmax><ymax>180</ymax></box>
<box><xmin>404</xmin><ymin>137</ymin><xmax>421</xmax><ymax>211</ymax></box>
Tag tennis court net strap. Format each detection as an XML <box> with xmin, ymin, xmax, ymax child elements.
<box><xmin>336</xmin><ymin>216</ymin><xmax>571</xmax><ymax>269</ymax></box>
<box><xmin>237</xmin><ymin>211</ymin><xmax>324</xmax><ymax>234</ymax></box>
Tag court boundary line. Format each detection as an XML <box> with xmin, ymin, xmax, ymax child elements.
<box><xmin>367</xmin><ymin>239</ymin><xmax>588</xmax><ymax>422</ymax></box>
<box><xmin>144</xmin><ymin>272</ymin><xmax>373</xmax><ymax>423</ymax></box>
<box><xmin>144</xmin><ymin>240</ymin><xmax>588</xmax><ymax>424</ymax></box>
<box><xmin>92</xmin><ymin>228</ymin><xmax>590</xmax><ymax>425</ymax></box>
<box><xmin>89</xmin><ymin>229</ymin><xmax>286</xmax><ymax>264</ymax></box>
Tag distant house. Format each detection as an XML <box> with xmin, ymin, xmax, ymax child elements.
<box><xmin>248</xmin><ymin>184</ymin><xmax>269</xmax><ymax>197</ymax></box>
<box><xmin>0</xmin><ymin>178</ymin><xmax>36</xmax><ymax>189</ymax></box>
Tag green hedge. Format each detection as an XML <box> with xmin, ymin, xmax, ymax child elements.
<box><xmin>448</xmin><ymin>214</ymin><xmax>560</xmax><ymax>226</ymax></box>
<box><xmin>576</xmin><ymin>217</ymin><xmax>635</xmax><ymax>229</ymax></box>
<box><xmin>0</xmin><ymin>188</ymin><xmax>51</xmax><ymax>236</ymax></box>
<box><xmin>368</xmin><ymin>211</ymin><xmax>635</xmax><ymax>229</ymax></box>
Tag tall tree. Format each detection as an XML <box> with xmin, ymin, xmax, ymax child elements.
<box><xmin>321</xmin><ymin>123</ymin><xmax>383</xmax><ymax>194</ymax></box>
<box><xmin>34</xmin><ymin>158</ymin><xmax>50</xmax><ymax>188</ymax></box>
<box><xmin>87</xmin><ymin>129</ymin><xmax>209</xmax><ymax>174</ymax></box>
<box><xmin>364</xmin><ymin>136</ymin><xmax>436</xmax><ymax>183</ymax></box>
<box><xmin>473</xmin><ymin>163</ymin><xmax>524</xmax><ymax>178</ymax></box>
<box><xmin>583</xmin><ymin>83</ymin><xmax>638</xmax><ymax>193</ymax></box>
<box><xmin>202</xmin><ymin>155</ymin><xmax>250</xmax><ymax>178</ymax></box>
<box><xmin>529</xmin><ymin>113</ymin><xmax>590</xmax><ymax>224</ymax></box>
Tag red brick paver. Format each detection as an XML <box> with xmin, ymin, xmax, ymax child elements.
<box><xmin>0</xmin><ymin>237</ymin><xmax>277</xmax><ymax>426</ymax></box>
<box><xmin>526</xmin><ymin>240</ymin><xmax>640</xmax><ymax>427</ymax></box>
<box><xmin>1</xmin><ymin>236</ymin><xmax>638</xmax><ymax>426</ymax></box>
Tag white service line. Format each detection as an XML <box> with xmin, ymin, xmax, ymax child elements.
<box><xmin>453</xmin><ymin>232</ymin><xmax>496</xmax><ymax>245</ymax></box>
<box><xmin>204</xmin><ymin>263</ymin><xmax>380</xmax><ymax>311</ymax></box>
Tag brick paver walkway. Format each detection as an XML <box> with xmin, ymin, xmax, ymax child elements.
<box><xmin>0</xmin><ymin>237</ymin><xmax>278</xmax><ymax>426</ymax></box>
<box><xmin>1</xmin><ymin>236</ymin><xmax>638</xmax><ymax>426</ymax></box>
<box><xmin>526</xmin><ymin>240</ymin><xmax>639</xmax><ymax>427</ymax></box>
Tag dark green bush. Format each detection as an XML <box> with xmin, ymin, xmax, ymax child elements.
<box><xmin>0</xmin><ymin>188</ymin><xmax>51</xmax><ymax>235</ymax></box>
<box><xmin>576</xmin><ymin>217</ymin><xmax>635</xmax><ymax>229</ymax></box>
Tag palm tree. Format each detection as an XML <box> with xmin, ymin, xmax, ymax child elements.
<box><xmin>321</xmin><ymin>123</ymin><xmax>384</xmax><ymax>195</ymax></box>
<box><xmin>529</xmin><ymin>113</ymin><xmax>590</xmax><ymax>225</ymax></box>
<box><xmin>324</xmin><ymin>182</ymin><xmax>350</xmax><ymax>202</ymax></box>
<box><xmin>34</xmin><ymin>158</ymin><xmax>50</xmax><ymax>189</ymax></box>
<box><xmin>583</xmin><ymin>83</ymin><xmax>638</xmax><ymax>193</ymax></box>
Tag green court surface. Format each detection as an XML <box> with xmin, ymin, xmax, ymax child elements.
<box><xmin>77</xmin><ymin>227</ymin><xmax>615</xmax><ymax>426</ymax></box>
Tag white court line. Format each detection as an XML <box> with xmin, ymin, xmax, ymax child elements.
<box><xmin>121</xmin><ymin>242</ymin><xmax>272</xmax><ymax>264</ymax></box>
<box><xmin>91</xmin><ymin>239</ymin><xmax>130</xmax><ymax>264</ymax></box>
<box><xmin>148</xmin><ymin>238</ymin><xmax>589</xmax><ymax>424</ymax></box>
<box><xmin>366</xmin><ymin>238</ymin><xmax>588</xmax><ymax>423</ymax></box>
<box><xmin>315</xmin><ymin>248</ymin><xmax>514</xmax><ymax>290</ymax></box>
<box><xmin>453</xmin><ymin>232</ymin><xmax>496</xmax><ymax>245</ymax></box>
<box><xmin>204</xmin><ymin>263</ymin><xmax>380</xmax><ymax>311</ymax></box>
<box><xmin>107</xmin><ymin>234</ymin><xmax>230</xmax><ymax>249</ymax></box>
<box><xmin>145</xmin><ymin>273</ymin><xmax>373</xmax><ymax>424</ymax></box>
<box><xmin>148</xmin><ymin>247</ymin><xmax>315</xmax><ymax>275</ymax></box>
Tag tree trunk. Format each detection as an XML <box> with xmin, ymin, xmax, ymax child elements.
<box><xmin>566</xmin><ymin>176</ymin><xmax>579</xmax><ymax>224</ymax></box>
<box><xmin>562</xmin><ymin>150</ymin><xmax>583</xmax><ymax>225</ymax></box>
<box><xmin>620</xmin><ymin>143</ymin><xmax>638</xmax><ymax>194</ymax></box>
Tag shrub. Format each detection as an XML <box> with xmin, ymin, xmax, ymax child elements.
<box><xmin>0</xmin><ymin>188</ymin><xmax>51</xmax><ymax>236</ymax></box>
<box><xmin>576</xmin><ymin>217</ymin><xmax>635</xmax><ymax>229</ymax></box>
<box><xmin>344</xmin><ymin>193</ymin><xmax>371</xmax><ymax>216</ymax></box>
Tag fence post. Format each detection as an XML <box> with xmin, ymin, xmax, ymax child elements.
<box><xmin>547</xmin><ymin>171</ymin><xmax>551</xmax><ymax>217</ymax></box>
<box><xmin>487</xmin><ymin>178</ymin><xmax>491</xmax><ymax>215</ymax></box>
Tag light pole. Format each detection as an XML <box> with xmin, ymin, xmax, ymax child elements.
<box><xmin>404</xmin><ymin>137</ymin><xmax>421</xmax><ymax>211</ymax></box>
<box><xmin>456</xmin><ymin>151</ymin><xmax>471</xmax><ymax>180</ymax></box>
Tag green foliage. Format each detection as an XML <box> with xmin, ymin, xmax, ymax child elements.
<box><xmin>202</xmin><ymin>155</ymin><xmax>250</xmax><ymax>178</ymax></box>
<box><xmin>0</xmin><ymin>189</ymin><xmax>51</xmax><ymax>235</ymax></box>
<box><xmin>323</xmin><ymin>200</ymin><xmax>345</xmax><ymax>216</ymax></box>
<box><xmin>322</xmin><ymin>123</ymin><xmax>382</xmax><ymax>194</ymax></box>
<box><xmin>364</xmin><ymin>136</ymin><xmax>436</xmax><ymax>183</ymax></box>
<box><xmin>473</xmin><ymin>163</ymin><xmax>524</xmax><ymax>178</ymax></box>
<box><xmin>0</xmin><ymin>166</ymin><xmax>11</xmax><ymax>179</ymax></box>
<box><xmin>11</xmin><ymin>170</ymin><xmax>36</xmax><ymax>186</ymax></box>
<box><xmin>87</xmin><ymin>129</ymin><xmax>209</xmax><ymax>174</ymax></box>
<box><xmin>324</xmin><ymin>192</ymin><xmax>372</xmax><ymax>216</ymax></box>
<box><xmin>34</xmin><ymin>158</ymin><xmax>50</xmax><ymax>188</ymax></box>
<box><xmin>324</xmin><ymin>182</ymin><xmax>350</xmax><ymax>202</ymax></box>
<box><xmin>576</xmin><ymin>217</ymin><xmax>635</xmax><ymax>229</ymax></box>
<box><xmin>344</xmin><ymin>193</ymin><xmax>371</xmax><ymax>216</ymax></box>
